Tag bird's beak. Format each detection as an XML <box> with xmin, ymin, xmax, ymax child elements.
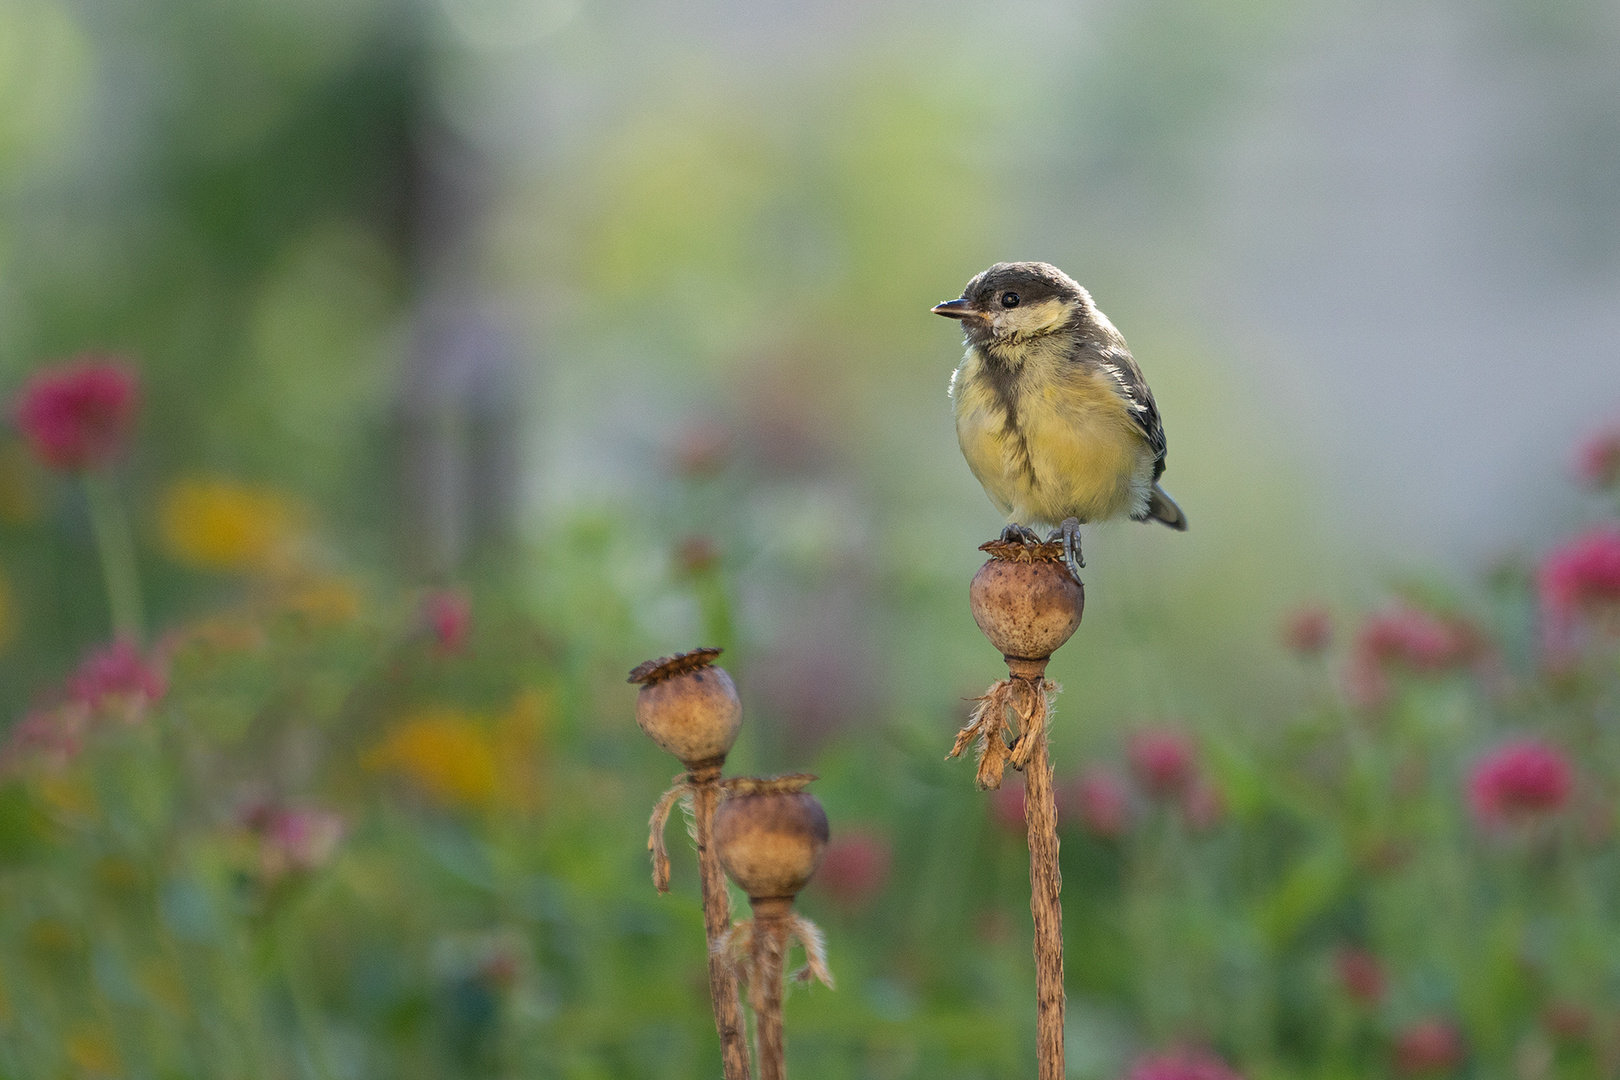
<box><xmin>931</xmin><ymin>298</ymin><xmax>980</xmax><ymax>320</ymax></box>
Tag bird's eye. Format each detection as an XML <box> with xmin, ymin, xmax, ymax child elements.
<box><xmin>1001</xmin><ymin>292</ymin><xmax>1020</xmax><ymax>308</ymax></box>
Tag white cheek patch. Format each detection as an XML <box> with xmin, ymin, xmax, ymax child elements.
<box><xmin>993</xmin><ymin>298</ymin><xmax>1075</xmax><ymax>339</ymax></box>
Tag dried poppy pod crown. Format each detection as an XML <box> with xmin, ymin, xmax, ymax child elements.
<box><xmin>713</xmin><ymin>780</ymin><xmax>829</xmax><ymax>900</ymax></box>
<box><xmin>970</xmin><ymin>540</ymin><xmax>1085</xmax><ymax>664</ymax></box>
<box><xmin>629</xmin><ymin>648</ymin><xmax>743</xmax><ymax>769</ymax></box>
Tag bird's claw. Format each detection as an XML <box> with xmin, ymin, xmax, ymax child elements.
<box><xmin>999</xmin><ymin>523</ymin><xmax>1042</xmax><ymax>546</ymax></box>
<box><xmin>1048</xmin><ymin>517</ymin><xmax>1085</xmax><ymax>582</ymax></box>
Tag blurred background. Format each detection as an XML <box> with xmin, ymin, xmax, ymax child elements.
<box><xmin>1</xmin><ymin>0</ymin><xmax>1619</xmax><ymax>1076</ymax></box>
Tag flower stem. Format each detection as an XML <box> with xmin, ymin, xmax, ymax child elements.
<box><xmin>748</xmin><ymin>897</ymin><xmax>793</xmax><ymax>1080</ymax></box>
<box><xmin>1011</xmin><ymin>663</ymin><xmax>1065</xmax><ymax>1080</ymax></box>
<box><xmin>81</xmin><ymin>472</ymin><xmax>144</xmax><ymax>641</ymax></box>
<box><xmin>692</xmin><ymin>766</ymin><xmax>753</xmax><ymax>1080</ymax></box>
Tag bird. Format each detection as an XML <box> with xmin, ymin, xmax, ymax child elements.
<box><xmin>933</xmin><ymin>261</ymin><xmax>1186</xmax><ymax>581</ymax></box>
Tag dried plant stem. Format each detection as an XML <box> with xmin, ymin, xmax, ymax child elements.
<box><xmin>956</xmin><ymin>657</ymin><xmax>1066</xmax><ymax>1079</ymax></box>
<box><xmin>1012</xmin><ymin>662</ymin><xmax>1065</xmax><ymax>1080</ymax></box>
<box><xmin>716</xmin><ymin>897</ymin><xmax>832</xmax><ymax>1080</ymax></box>
<box><xmin>962</xmin><ymin>541</ymin><xmax>1080</xmax><ymax>1080</ymax></box>
<box><xmin>691</xmin><ymin>766</ymin><xmax>753</xmax><ymax>1080</ymax></box>
<box><xmin>748</xmin><ymin>897</ymin><xmax>793</xmax><ymax>1080</ymax></box>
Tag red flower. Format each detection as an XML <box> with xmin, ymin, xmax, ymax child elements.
<box><xmin>1467</xmin><ymin>738</ymin><xmax>1572</xmax><ymax>828</ymax></box>
<box><xmin>1282</xmin><ymin>606</ymin><xmax>1334</xmax><ymax>656</ymax></box>
<box><xmin>1128</xmin><ymin>1046</ymin><xmax>1244</xmax><ymax>1080</ymax></box>
<box><xmin>973</xmin><ymin>907</ymin><xmax>1015</xmax><ymax>945</ymax></box>
<box><xmin>1357</xmin><ymin>606</ymin><xmax>1476</xmax><ymax>671</ymax></box>
<box><xmin>669</xmin><ymin>421</ymin><xmax>732</xmax><ymax>478</ymax></box>
<box><xmin>814</xmin><ymin>830</ymin><xmax>891</xmax><ymax>910</ymax></box>
<box><xmin>1</xmin><ymin>639</ymin><xmax>165</xmax><ymax>773</ymax></box>
<box><xmin>244</xmin><ymin>802</ymin><xmax>346</xmax><ymax>879</ymax></box>
<box><xmin>479</xmin><ymin>946</ymin><xmax>522</xmax><ymax>990</ymax></box>
<box><xmin>1393</xmin><ymin>1018</ymin><xmax>1463</xmax><ymax>1075</ymax></box>
<box><xmin>1345</xmin><ymin>606</ymin><xmax>1479</xmax><ymax>706</ymax></box>
<box><xmin>1062</xmin><ymin>766</ymin><xmax>1131</xmax><ymax>838</ymax></box>
<box><xmin>13</xmin><ymin>357</ymin><xmax>139</xmax><ymax>471</ymax></box>
<box><xmin>1538</xmin><ymin>526</ymin><xmax>1620</xmax><ymax>658</ymax></box>
<box><xmin>0</xmin><ymin>706</ymin><xmax>90</xmax><ymax>773</ymax></box>
<box><xmin>1334</xmin><ymin>947</ymin><xmax>1386</xmax><ymax>1004</ymax></box>
<box><xmin>68</xmin><ymin>638</ymin><xmax>167</xmax><ymax>716</ymax></box>
<box><xmin>1128</xmin><ymin>727</ymin><xmax>1198</xmax><ymax>799</ymax></box>
<box><xmin>1574</xmin><ymin>425</ymin><xmax>1620</xmax><ymax>490</ymax></box>
<box><xmin>422</xmin><ymin>588</ymin><xmax>472</xmax><ymax>654</ymax></box>
<box><xmin>1182</xmin><ymin>780</ymin><xmax>1225</xmax><ymax>832</ymax></box>
<box><xmin>674</xmin><ymin>535</ymin><xmax>721</xmax><ymax>575</ymax></box>
<box><xmin>988</xmin><ymin>782</ymin><xmax>1026</xmax><ymax>832</ymax></box>
<box><xmin>1541</xmin><ymin>1001</ymin><xmax>1592</xmax><ymax>1042</ymax></box>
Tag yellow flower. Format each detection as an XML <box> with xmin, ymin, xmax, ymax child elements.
<box><xmin>65</xmin><ymin>1027</ymin><xmax>120</xmax><ymax>1075</ymax></box>
<box><xmin>93</xmin><ymin>856</ymin><xmax>143</xmax><ymax>895</ymax></box>
<box><xmin>139</xmin><ymin>960</ymin><xmax>190</xmax><ymax>1019</ymax></box>
<box><xmin>159</xmin><ymin>477</ymin><xmax>304</xmax><ymax>574</ymax></box>
<box><xmin>364</xmin><ymin>708</ymin><xmax>500</xmax><ymax>809</ymax></box>
<box><xmin>494</xmin><ymin>688</ymin><xmax>552</xmax><ymax>815</ymax></box>
<box><xmin>283</xmin><ymin>576</ymin><xmax>364</xmax><ymax>626</ymax></box>
<box><xmin>179</xmin><ymin>613</ymin><xmax>268</xmax><ymax>655</ymax></box>
<box><xmin>37</xmin><ymin>769</ymin><xmax>97</xmax><ymax>820</ymax></box>
<box><xmin>26</xmin><ymin>917</ymin><xmax>77</xmax><ymax>955</ymax></box>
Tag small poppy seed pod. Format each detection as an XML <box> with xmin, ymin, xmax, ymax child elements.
<box><xmin>970</xmin><ymin>541</ymin><xmax>1084</xmax><ymax>662</ymax></box>
<box><xmin>628</xmin><ymin>648</ymin><xmax>742</xmax><ymax>769</ymax></box>
<box><xmin>714</xmin><ymin>790</ymin><xmax>829</xmax><ymax>900</ymax></box>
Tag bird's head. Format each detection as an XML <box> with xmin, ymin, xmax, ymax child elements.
<box><xmin>931</xmin><ymin>262</ymin><xmax>1091</xmax><ymax>347</ymax></box>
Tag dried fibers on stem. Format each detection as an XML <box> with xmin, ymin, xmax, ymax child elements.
<box><xmin>647</xmin><ymin>774</ymin><xmax>691</xmax><ymax>894</ymax></box>
<box><xmin>720</xmin><ymin>899</ymin><xmax>833</xmax><ymax>1080</ymax></box>
<box><xmin>787</xmin><ymin>914</ymin><xmax>833</xmax><ymax>988</ymax></box>
<box><xmin>949</xmin><ymin>676</ymin><xmax>1058</xmax><ymax>790</ymax></box>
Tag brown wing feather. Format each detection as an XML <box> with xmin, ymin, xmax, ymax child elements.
<box><xmin>1090</xmin><ymin>344</ymin><xmax>1168</xmax><ymax>481</ymax></box>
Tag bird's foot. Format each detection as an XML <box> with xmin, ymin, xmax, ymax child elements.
<box><xmin>1047</xmin><ymin>517</ymin><xmax>1085</xmax><ymax>582</ymax></box>
<box><xmin>999</xmin><ymin>523</ymin><xmax>1042</xmax><ymax>546</ymax></box>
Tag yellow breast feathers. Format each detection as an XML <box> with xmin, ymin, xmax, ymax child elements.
<box><xmin>949</xmin><ymin>344</ymin><xmax>1154</xmax><ymax>529</ymax></box>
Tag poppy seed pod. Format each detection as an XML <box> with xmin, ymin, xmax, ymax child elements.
<box><xmin>714</xmin><ymin>789</ymin><xmax>829</xmax><ymax>900</ymax></box>
<box><xmin>628</xmin><ymin>648</ymin><xmax>742</xmax><ymax>769</ymax></box>
<box><xmin>970</xmin><ymin>541</ymin><xmax>1084</xmax><ymax>662</ymax></box>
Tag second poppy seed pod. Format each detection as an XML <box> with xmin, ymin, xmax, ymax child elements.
<box><xmin>970</xmin><ymin>542</ymin><xmax>1084</xmax><ymax>661</ymax></box>
<box><xmin>629</xmin><ymin>648</ymin><xmax>743</xmax><ymax>769</ymax></box>
<box><xmin>714</xmin><ymin>790</ymin><xmax>829</xmax><ymax>900</ymax></box>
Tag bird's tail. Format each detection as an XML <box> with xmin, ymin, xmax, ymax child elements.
<box><xmin>1146</xmin><ymin>484</ymin><xmax>1187</xmax><ymax>531</ymax></box>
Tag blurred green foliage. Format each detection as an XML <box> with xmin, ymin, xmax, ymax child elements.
<box><xmin>2</xmin><ymin>456</ymin><xmax>1619</xmax><ymax>1079</ymax></box>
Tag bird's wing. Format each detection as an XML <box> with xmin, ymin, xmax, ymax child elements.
<box><xmin>1093</xmin><ymin>345</ymin><xmax>1168</xmax><ymax>481</ymax></box>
